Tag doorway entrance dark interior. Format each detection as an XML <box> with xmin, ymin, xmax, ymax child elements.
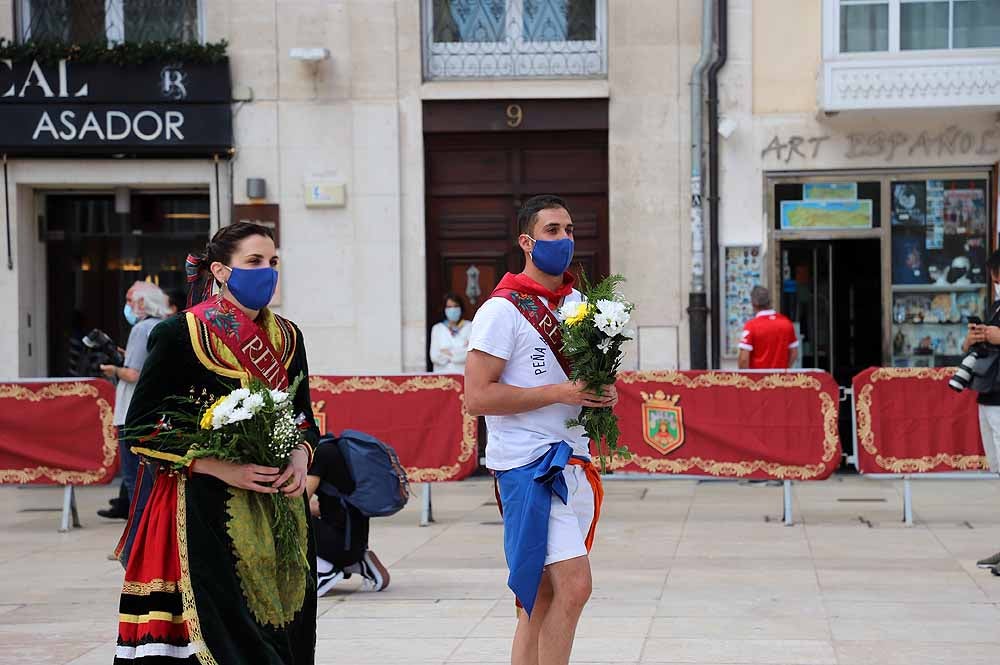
<box><xmin>44</xmin><ymin>192</ymin><xmax>210</xmax><ymax>377</ymax></box>
<box><xmin>779</xmin><ymin>238</ymin><xmax>883</xmax><ymax>461</ymax></box>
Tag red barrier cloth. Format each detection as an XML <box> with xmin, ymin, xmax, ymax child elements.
<box><xmin>610</xmin><ymin>371</ymin><xmax>841</xmax><ymax>480</ymax></box>
<box><xmin>853</xmin><ymin>367</ymin><xmax>986</xmax><ymax>474</ymax></box>
<box><xmin>0</xmin><ymin>379</ymin><xmax>118</xmax><ymax>484</ymax></box>
<box><xmin>309</xmin><ymin>375</ymin><xmax>478</xmax><ymax>482</ymax></box>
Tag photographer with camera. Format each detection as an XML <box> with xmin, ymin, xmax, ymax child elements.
<box><xmin>97</xmin><ymin>281</ymin><xmax>171</xmax><ymax>520</ymax></box>
<box><xmin>961</xmin><ymin>251</ymin><xmax>1000</xmax><ymax>574</ymax></box>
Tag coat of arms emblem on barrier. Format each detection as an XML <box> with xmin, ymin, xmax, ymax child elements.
<box><xmin>641</xmin><ymin>391</ymin><xmax>685</xmax><ymax>455</ymax></box>
<box><xmin>312</xmin><ymin>400</ymin><xmax>327</xmax><ymax>434</ymax></box>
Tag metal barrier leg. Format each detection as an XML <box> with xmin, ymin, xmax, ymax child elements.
<box><xmin>71</xmin><ymin>485</ymin><xmax>80</xmax><ymax>528</ymax></box>
<box><xmin>783</xmin><ymin>480</ymin><xmax>794</xmax><ymax>526</ymax></box>
<box><xmin>59</xmin><ymin>485</ymin><xmax>78</xmax><ymax>533</ymax></box>
<box><xmin>420</xmin><ymin>482</ymin><xmax>435</xmax><ymax>527</ymax></box>
<box><xmin>902</xmin><ymin>477</ymin><xmax>913</xmax><ymax>526</ymax></box>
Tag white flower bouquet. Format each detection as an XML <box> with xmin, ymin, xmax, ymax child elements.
<box><xmin>558</xmin><ymin>274</ymin><xmax>634</xmax><ymax>472</ymax></box>
<box><xmin>137</xmin><ymin>374</ymin><xmax>308</xmax><ymax>573</ymax></box>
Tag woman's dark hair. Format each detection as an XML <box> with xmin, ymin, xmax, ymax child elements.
<box><xmin>185</xmin><ymin>222</ymin><xmax>275</xmax><ymax>307</ymax></box>
<box><xmin>443</xmin><ymin>292</ymin><xmax>465</xmax><ymax>318</ymax></box>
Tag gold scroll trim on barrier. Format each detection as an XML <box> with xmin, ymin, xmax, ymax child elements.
<box><xmin>0</xmin><ymin>383</ymin><xmax>117</xmax><ymax>484</ymax></box>
<box><xmin>855</xmin><ymin>379</ymin><xmax>987</xmax><ymax>473</ymax></box>
<box><xmin>620</xmin><ymin>370</ymin><xmax>823</xmax><ymax>392</ymax></box>
<box><xmin>869</xmin><ymin>367</ymin><xmax>955</xmax><ymax>382</ymax></box>
<box><xmin>308</xmin><ymin>376</ymin><xmax>477</xmax><ymax>481</ymax></box>
<box><xmin>613</xmin><ymin>373</ymin><xmax>839</xmax><ymax>480</ymax></box>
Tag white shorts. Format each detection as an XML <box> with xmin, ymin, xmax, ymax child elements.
<box><xmin>978</xmin><ymin>404</ymin><xmax>1000</xmax><ymax>473</ymax></box>
<box><xmin>544</xmin><ymin>465</ymin><xmax>597</xmax><ymax>567</ymax></box>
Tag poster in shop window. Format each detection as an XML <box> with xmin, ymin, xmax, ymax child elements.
<box><xmin>779</xmin><ymin>199</ymin><xmax>873</xmax><ymax>230</ymax></box>
<box><xmin>891</xmin><ymin>181</ymin><xmax>926</xmax><ymax>226</ymax></box>
<box><xmin>925</xmin><ymin>179</ymin><xmax>945</xmax><ymax>250</ymax></box>
<box><xmin>942</xmin><ymin>187</ymin><xmax>988</xmax><ymax>236</ymax></box>
<box><xmin>723</xmin><ymin>246</ymin><xmax>763</xmax><ymax>358</ymax></box>
<box><xmin>802</xmin><ymin>183</ymin><xmax>857</xmax><ymax>201</ymax></box>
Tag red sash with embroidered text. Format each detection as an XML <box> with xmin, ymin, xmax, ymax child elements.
<box><xmin>490</xmin><ymin>289</ymin><xmax>574</xmax><ymax>378</ymax></box>
<box><xmin>189</xmin><ymin>298</ymin><xmax>290</xmax><ymax>390</ymax></box>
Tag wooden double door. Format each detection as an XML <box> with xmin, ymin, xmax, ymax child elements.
<box><xmin>424</xmin><ymin>102</ymin><xmax>609</xmax><ymax>368</ymax></box>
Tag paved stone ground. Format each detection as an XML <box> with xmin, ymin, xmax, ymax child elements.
<box><xmin>3</xmin><ymin>474</ymin><xmax>1000</xmax><ymax>664</ymax></box>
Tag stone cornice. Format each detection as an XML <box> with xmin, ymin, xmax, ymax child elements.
<box><xmin>821</xmin><ymin>56</ymin><xmax>1000</xmax><ymax>111</ymax></box>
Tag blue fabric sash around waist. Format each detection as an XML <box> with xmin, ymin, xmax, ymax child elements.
<box><xmin>495</xmin><ymin>441</ymin><xmax>588</xmax><ymax>616</ymax></box>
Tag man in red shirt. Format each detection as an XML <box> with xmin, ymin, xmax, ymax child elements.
<box><xmin>738</xmin><ymin>286</ymin><xmax>799</xmax><ymax>369</ymax></box>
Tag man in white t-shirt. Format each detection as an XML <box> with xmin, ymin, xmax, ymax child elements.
<box><xmin>465</xmin><ymin>194</ymin><xmax>617</xmax><ymax>665</ymax></box>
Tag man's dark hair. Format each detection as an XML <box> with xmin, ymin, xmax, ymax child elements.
<box><xmin>988</xmin><ymin>250</ymin><xmax>1000</xmax><ymax>278</ymax></box>
<box><xmin>517</xmin><ymin>194</ymin><xmax>569</xmax><ymax>236</ymax></box>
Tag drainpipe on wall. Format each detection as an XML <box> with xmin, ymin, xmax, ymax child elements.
<box><xmin>707</xmin><ymin>0</ymin><xmax>728</xmax><ymax>368</ymax></box>
<box><xmin>687</xmin><ymin>0</ymin><xmax>715</xmax><ymax>370</ymax></box>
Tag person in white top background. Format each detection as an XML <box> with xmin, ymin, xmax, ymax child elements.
<box><xmin>429</xmin><ymin>292</ymin><xmax>472</xmax><ymax>374</ymax></box>
<box><xmin>465</xmin><ymin>194</ymin><xmax>617</xmax><ymax>665</ymax></box>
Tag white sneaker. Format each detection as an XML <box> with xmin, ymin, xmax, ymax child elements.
<box><xmin>316</xmin><ymin>555</ymin><xmax>334</xmax><ymax>574</ymax></box>
<box><xmin>358</xmin><ymin>551</ymin><xmax>390</xmax><ymax>592</ymax></box>
<box><xmin>316</xmin><ymin>569</ymin><xmax>345</xmax><ymax>597</ymax></box>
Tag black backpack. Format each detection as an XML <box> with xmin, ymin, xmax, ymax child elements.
<box><xmin>316</xmin><ymin>431</ymin><xmax>410</xmax><ymax>517</ymax></box>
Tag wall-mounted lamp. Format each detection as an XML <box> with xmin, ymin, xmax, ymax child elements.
<box><xmin>290</xmin><ymin>48</ymin><xmax>331</xmax><ymax>96</ymax></box>
<box><xmin>290</xmin><ymin>48</ymin><xmax>331</xmax><ymax>63</ymax></box>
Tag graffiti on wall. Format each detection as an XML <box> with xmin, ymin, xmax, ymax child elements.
<box><xmin>762</xmin><ymin>125</ymin><xmax>1000</xmax><ymax>164</ymax></box>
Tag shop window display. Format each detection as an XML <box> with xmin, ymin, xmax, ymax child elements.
<box><xmin>890</xmin><ymin>178</ymin><xmax>990</xmax><ymax>367</ymax></box>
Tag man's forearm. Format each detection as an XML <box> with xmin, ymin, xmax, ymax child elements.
<box><xmin>467</xmin><ymin>382</ymin><xmax>559</xmax><ymax>416</ymax></box>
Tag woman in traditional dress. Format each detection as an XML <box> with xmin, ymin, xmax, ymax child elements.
<box><xmin>113</xmin><ymin>222</ymin><xmax>319</xmax><ymax>664</ymax></box>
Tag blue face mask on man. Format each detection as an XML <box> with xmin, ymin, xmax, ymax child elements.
<box><xmin>123</xmin><ymin>303</ymin><xmax>139</xmax><ymax>326</ymax></box>
<box><xmin>224</xmin><ymin>265</ymin><xmax>279</xmax><ymax>311</ymax></box>
<box><xmin>524</xmin><ymin>235</ymin><xmax>574</xmax><ymax>276</ymax></box>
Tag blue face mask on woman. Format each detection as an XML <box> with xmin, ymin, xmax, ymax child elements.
<box><xmin>525</xmin><ymin>236</ymin><xmax>575</xmax><ymax>276</ymax></box>
<box><xmin>224</xmin><ymin>265</ymin><xmax>279</xmax><ymax>311</ymax></box>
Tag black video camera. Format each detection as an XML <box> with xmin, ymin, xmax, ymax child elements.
<box><xmin>80</xmin><ymin>329</ymin><xmax>124</xmax><ymax>377</ymax></box>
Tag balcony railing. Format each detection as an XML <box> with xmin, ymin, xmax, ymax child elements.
<box><xmin>423</xmin><ymin>0</ymin><xmax>607</xmax><ymax>80</ymax></box>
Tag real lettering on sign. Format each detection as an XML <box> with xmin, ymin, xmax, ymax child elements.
<box><xmin>0</xmin><ymin>59</ymin><xmax>229</xmax><ymax>103</ymax></box>
<box><xmin>0</xmin><ymin>58</ymin><xmax>232</xmax><ymax>155</ymax></box>
<box><xmin>32</xmin><ymin>109</ymin><xmax>186</xmax><ymax>142</ymax></box>
<box><xmin>0</xmin><ymin>59</ymin><xmax>88</xmax><ymax>98</ymax></box>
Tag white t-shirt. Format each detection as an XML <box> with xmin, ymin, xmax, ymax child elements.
<box><xmin>468</xmin><ymin>290</ymin><xmax>589</xmax><ymax>471</ymax></box>
<box><xmin>429</xmin><ymin>320</ymin><xmax>472</xmax><ymax>374</ymax></box>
